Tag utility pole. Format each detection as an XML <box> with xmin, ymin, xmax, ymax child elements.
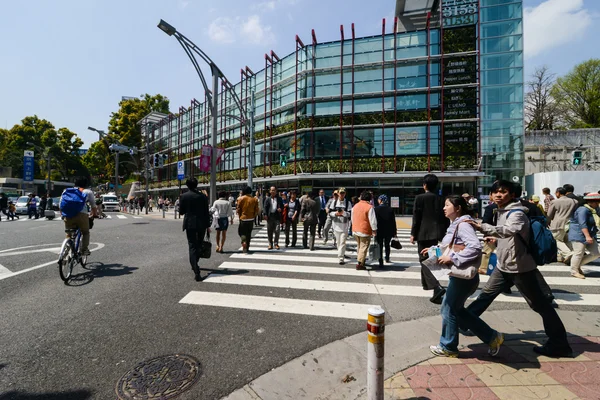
<box><xmin>46</xmin><ymin>152</ymin><xmax>51</xmax><ymax>195</ymax></box>
<box><xmin>210</xmin><ymin>64</ymin><xmax>219</xmax><ymax>205</ymax></box>
<box><xmin>145</xmin><ymin>124</ymin><xmax>151</xmax><ymax>214</ymax></box>
<box><xmin>115</xmin><ymin>151</ymin><xmax>120</xmax><ymax>197</ymax></box>
<box><xmin>248</xmin><ymin>90</ymin><xmax>255</xmax><ymax>190</ymax></box>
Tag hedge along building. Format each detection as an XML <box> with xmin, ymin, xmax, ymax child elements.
<box><xmin>146</xmin><ymin>0</ymin><xmax>524</xmax><ymax>214</ymax></box>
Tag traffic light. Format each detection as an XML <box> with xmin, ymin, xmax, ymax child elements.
<box><xmin>153</xmin><ymin>154</ymin><xmax>159</xmax><ymax>167</ymax></box>
<box><xmin>279</xmin><ymin>152</ymin><xmax>287</xmax><ymax>167</ymax></box>
<box><xmin>160</xmin><ymin>154</ymin><xmax>168</xmax><ymax>167</ymax></box>
<box><xmin>572</xmin><ymin>150</ymin><xmax>583</xmax><ymax>166</ymax></box>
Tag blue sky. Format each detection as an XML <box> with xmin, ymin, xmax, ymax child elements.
<box><xmin>1</xmin><ymin>0</ymin><xmax>598</xmax><ymax>146</ymax></box>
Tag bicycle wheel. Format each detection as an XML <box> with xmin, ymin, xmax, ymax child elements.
<box><xmin>58</xmin><ymin>239</ymin><xmax>74</xmax><ymax>282</ymax></box>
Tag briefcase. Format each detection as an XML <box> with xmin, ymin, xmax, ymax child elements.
<box><xmin>200</xmin><ymin>232</ymin><xmax>212</xmax><ymax>259</ymax></box>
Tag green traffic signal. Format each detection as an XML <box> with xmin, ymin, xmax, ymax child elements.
<box><xmin>572</xmin><ymin>150</ymin><xmax>583</xmax><ymax>166</ymax></box>
<box><xmin>279</xmin><ymin>153</ymin><xmax>287</xmax><ymax>167</ymax></box>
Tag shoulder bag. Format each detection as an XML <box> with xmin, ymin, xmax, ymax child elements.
<box><xmin>443</xmin><ymin>221</ymin><xmax>477</xmax><ymax>280</ymax></box>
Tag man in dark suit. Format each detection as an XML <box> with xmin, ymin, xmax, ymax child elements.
<box><xmin>317</xmin><ymin>189</ymin><xmax>328</xmax><ymax>238</ymax></box>
<box><xmin>179</xmin><ymin>178</ymin><xmax>210</xmax><ymax>282</ymax></box>
<box><xmin>263</xmin><ymin>186</ymin><xmax>284</xmax><ymax>250</ymax></box>
<box><xmin>411</xmin><ymin>174</ymin><xmax>449</xmax><ymax>304</ymax></box>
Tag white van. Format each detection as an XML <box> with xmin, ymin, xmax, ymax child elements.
<box><xmin>101</xmin><ymin>193</ymin><xmax>120</xmax><ymax>212</ymax></box>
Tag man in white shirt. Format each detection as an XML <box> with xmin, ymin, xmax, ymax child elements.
<box><xmin>330</xmin><ymin>188</ymin><xmax>352</xmax><ymax>265</ymax></box>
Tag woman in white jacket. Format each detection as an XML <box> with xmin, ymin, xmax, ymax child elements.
<box><xmin>422</xmin><ymin>195</ymin><xmax>504</xmax><ymax>358</ymax></box>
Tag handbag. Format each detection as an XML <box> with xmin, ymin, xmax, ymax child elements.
<box><xmin>443</xmin><ymin>221</ymin><xmax>476</xmax><ymax>280</ymax></box>
<box><xmin>368</xmin><ymin>242</ymin><xmax>381</xmax><ymax>262</ymax></box>
<box><xmin>200</xmin><ymin>231</ymin><xmax>212</xmax><ymax>259</ymax></box>
<box><xmin>390</xmin><ymin>237</ymin><xmax>402</xmax><ymax>250</ymax></box>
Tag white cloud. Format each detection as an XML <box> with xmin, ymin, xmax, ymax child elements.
<box><xmin>207</xmin><ymin>15</ymin><xmax>275</xmax><ymax>46</ymax></box>
<box><xmin>255</xmin><ymin>1</ymin><xmax>277</xmax><ymax>11</ymax></box>
<box><xmin>241</xmin><ymin>15</ymin><xmax>275</xmax><ymax>45</ymax></box>
<box><xmin>524</xmin><ymin>0</ymin><xmax>592</xmax><ymax>58</ymax></box>
<box><xmin>178</xmin><ymin>0</ymin><xmax>190</xmax><ymax>10</ymax></box>
<box><xmin>208</xmin><ymin>17</ymin><xmax>237</xmax><ymax>44</ymax></box>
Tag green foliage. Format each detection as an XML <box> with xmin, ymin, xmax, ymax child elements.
<box><xmin>106</xmin><ymin>94</ymin><xmax>170</xmax><ymax>177</ymax></box>
<box><xmin>552</xmin><ymin>59</ymin><xmax>600</xmax><ymax>128</ymax></box>
<box><xmin>443</xmin><ymin>26</ymin><xmax>477</xmax><ymax>53</ymax></box>
<box><xmin>0</xmin><ymin>115</ymin><xmax>87</xmax><ymax>180</ymax></box>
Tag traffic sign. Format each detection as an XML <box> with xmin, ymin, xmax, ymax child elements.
<box><xmin>23</xmin><ymin>150</ymin><xmax>34</xmax><ymax>182</ymax></box>
<box><xmin>177</xmin><ymin>161</ymin><xmax>185</xmax><ymax>180</ymax></box>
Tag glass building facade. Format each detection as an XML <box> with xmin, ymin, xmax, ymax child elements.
<box><xmin>146</xmin><ymin>0</ymin><xmax>524</xmax><ymax>211</ymax></box>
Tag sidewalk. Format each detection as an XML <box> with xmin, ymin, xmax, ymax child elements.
<box><xmin>223</xmin><ymin>310</ymin><xmax>600</xmax><ymax>400</ymax></box>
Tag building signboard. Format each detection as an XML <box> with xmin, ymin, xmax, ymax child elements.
<box><xmin>390</xmin><ymin>197</ymin><xmax>400</xmax><ymax>208</ymax></box>
<box><xmin>442</xmin><ymin>0</ymin><xmax>478</xmax><ymax>27</ymax></box>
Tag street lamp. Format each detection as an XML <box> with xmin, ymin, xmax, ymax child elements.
<box><xmin>26</xmin><ymin>142</ymin><xmax>52</xmax><ymax>196</ymax></box>
<box><xmin>87</xmin><ymin>126</ymin><xmax>106</xmax><ymax>141</ymax></box>
<box><xmin>157</xmin><ymin>19</ymin><xmax>251</xmax><ymax>204</ymax></box>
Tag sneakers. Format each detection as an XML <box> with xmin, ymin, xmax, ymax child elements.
<box><xmin>571</xmin><ymin>272</ymin><xmax>585</xmax><ymax>279</ymax></box>
<box><xmin>488</xmin><ymin>332</ymin><xmax>504</xmax><ymax>356</ymax></box>
<box><xmin>429</xmin><ymin>345</ymin><xmax>458</xmax><ymax>358</ymax></box>
<box><xmin>82</xmin><ymin>249</ymin><xmax>91</xmax><ymax>256</ymax></box>
<box><xmin>356</xmin><ymin>262</ymin><xmax>365</xmax><ymax>270</ymax></box>
<box><xmin>339</xmin><ymin>260</ymin><xmax>345</xmax><ymax>265</ymax></box>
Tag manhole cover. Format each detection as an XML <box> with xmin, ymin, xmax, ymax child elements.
<box><xmin>116</xmin><ymin>354</ymin><xmax>201</xmax><ymax>399</ymax></box>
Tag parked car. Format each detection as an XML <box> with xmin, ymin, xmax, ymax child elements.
<box><xmin>15</xmin><ymin>196</ymin><xmax>31</xmax><ymax>215</ymax></box>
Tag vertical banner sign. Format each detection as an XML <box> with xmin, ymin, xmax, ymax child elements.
<box><xmin>199</xmin><ymin>145</ymin><xmax>212</xmax><ymax>172</ymax></box>
<box><xmin>23</xmin><ymin>150</ymin><xmax>34</xmax><ymax>182</ymax></box>
<box><xmin>177</xmin><ymin>161</ymin><xmax>185</xmax><ymax>180</ymax></box>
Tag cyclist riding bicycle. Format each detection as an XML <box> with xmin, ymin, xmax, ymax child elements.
<box><xmin>60</xmin><ymin>177</ymin><xmax>98</xmax><ymax>256</ymax></box>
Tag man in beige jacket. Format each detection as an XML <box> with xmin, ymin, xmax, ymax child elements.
<box><xmin>547</xmin><ymin>187</ymin><xmax>578</xmax><ymax>263</ymax></box>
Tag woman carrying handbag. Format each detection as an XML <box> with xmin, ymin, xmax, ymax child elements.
<box><xmin>421</xmin><ymin>195</ymin><xmax>504</xmax><ymax>358</ymax></box>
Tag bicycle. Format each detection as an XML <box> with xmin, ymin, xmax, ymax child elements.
<box><xmin>58</xmin><ymin>218</ymin><xmax>95</xmax><ymax>282</ymax></box>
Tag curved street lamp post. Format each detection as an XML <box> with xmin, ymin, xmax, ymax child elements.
<box><xmin>157</xmin><ymin>19</ymin><xmax>254</xmax><ymax>204</ymax></box>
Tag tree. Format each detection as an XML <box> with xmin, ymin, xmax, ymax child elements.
<box><xmin>552</xmin><ymin>59</ymin><xmax>600</xmax><ymax>128</ymax></box>
<box><xmin>0</xmin><ymin>116</ymin><xmax>88</xmax><ymax>180</ymax></box>
<box><xmin>525</xmin><ymin>66</ymin><xmax>560</xmax><ymax>130</ymax></box>
<box><xmin>105</xmin><ymin>94</ymin><xmax>170</xmax><ymax>178</ymax></box>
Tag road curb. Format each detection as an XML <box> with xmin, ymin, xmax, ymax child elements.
<box><xmin>221</xmin><ymin>309</ymin><xmax>600</xmax><ymax>400</ymax></box>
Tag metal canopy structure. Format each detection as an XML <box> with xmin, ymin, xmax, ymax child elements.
<box><xmin>137</xmin><ymin>111</ymin><xmax>169</xmax><ymax>213</ymax></box>
<box><xmin>137</xmin><ymin>111</ymin><xmax>169</xmax><ymax>127</ymax></box>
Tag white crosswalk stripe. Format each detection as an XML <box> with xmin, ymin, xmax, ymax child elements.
<box><xmin>180</xmin><ymin>227</ymin><xmax>600</xmax><ymax>319</ymax></box>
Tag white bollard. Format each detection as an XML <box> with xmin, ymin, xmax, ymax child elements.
<box><xmin>162</xmin><ymin>206</ymin><xmax>166</xmax><ymax>219</ymax></box>
<box><xmin>367</xmin><ymin>307</ymin><xmax>385</xmax><ymax>400</ymax></box>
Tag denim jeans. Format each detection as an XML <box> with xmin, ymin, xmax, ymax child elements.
<box><xmin>466</xmin><ymin>268</ymin><xmax>569</xmax><ymax>349</ymax></box>
<box><xmin>440</xmin><ymin>275</ymin><xmax>495</xmax><ymax>353</ymax></box>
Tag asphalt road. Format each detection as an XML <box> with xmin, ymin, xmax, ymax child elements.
<box><xmin>1</xmin><ymin>211</ymin><xmax>599</xmax><ymax>399</ymax></box>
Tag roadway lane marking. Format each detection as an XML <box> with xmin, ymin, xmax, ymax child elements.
<box><xmin>201</xmin><ymin>275</ymin><xmax>600</xmax><ymax>307</ymax></box>
<box><xmin>231</xmin><ymin>253</ymin><xmax>420</xmax><ymax>264</ymax></box>
<box><xmin>0</xmin><ymin>263</ymin><xmax>12</xmax><ymax>279</ymax></box>
<box><xmin>0</xmin><ymin>243</ymin><xmax>105</xmax><ymax>281</ymax></box>
<box><xmin>117</xmin><ymin>215</ymin><xmax>127</xmax><ymax>219</ymax></box>
<box><xmin>0</xmin><ymin>244</ymin><xmax>63</xmax><ymax>253</ymax></box>
<box><xmin>0</xmin><ymin>247</ymin><xmax>62</xmax><ymax>257</ymax></box>
<box><xmin>132</xmin><ymin>216</ymin><xmax>143</xmax><ymax>219</ymax></box>
<box><xmin>218</xmin><ymin>262</ymin><xmax>600</xmax><ymax>287</ymax></box>
<box><xmin>104</xmin><ymin>215</ymin><xmax>112</xmax><ymax>219</ymax></box>
<box><xmin>179</xmin><ymin>291</ymin><xmax>379</xmax><ymax>320</ymax></box>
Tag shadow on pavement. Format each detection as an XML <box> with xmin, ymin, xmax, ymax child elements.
<box><xmin>65</xmin><ymin>263</ymin><xmax>138</xmax><ymax>286</ymax></box>
<box><xmin>0</xmin><ymin>390</ymin><xmax>93</xmax><ymax>400</ymax></box>
<box><xmin>199</xmin><ymin>268</ymin><xmax>249</xmax><ymax>276</ymax></box>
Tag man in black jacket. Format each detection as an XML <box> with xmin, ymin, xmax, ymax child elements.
<box><xmin>179</xmin><ymin>178</ymin><xmax>210</xmax><ymax>282</ymax></box>
<box><xmin>375</xmin><ymin>194</ymin><xmax>397</xmax><ymax>267</ymax></box>
<box><xmin>263</xmin><ymin>186</ymin><xmax>284</xmax><ymax>250</ymax></box>
<box><xmin>411</xmin><ymin>174</ymin><xmax>449</xmax><ymax>304</ymax></box>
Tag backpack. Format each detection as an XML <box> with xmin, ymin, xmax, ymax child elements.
<box><xmin>60</xmin><ymin>188</ymin><xmax>87</xmax><ymax>218</ymax></box>
<box><xmin>508</xmin><ymin>209</ymin><xmax>557</xmax><ymax>265</ymax></box>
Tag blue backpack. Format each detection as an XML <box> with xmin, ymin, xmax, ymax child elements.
<box><xmin>508</xmin><ymin>209</ymin><xmax>557</xmax><ymax>265</ymax></box>
<box><xmin>60</xmin><ymin>188</ymin><xmax>87</xmax><ymax>218</ymax></box>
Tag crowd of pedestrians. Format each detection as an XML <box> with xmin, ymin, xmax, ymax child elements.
<box><xmin>177</xmin><ymin>174</ymin><xmax>600</xmax><ymax>360</ymax></box>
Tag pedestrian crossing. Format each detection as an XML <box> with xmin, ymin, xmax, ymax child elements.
<box><xmin>179</xmin><ymin>227</ymin><xmax>600</xmax><ymax>320</ymax></box>
<box><xmin>7</xmin><ymin>213</ymin><xmax>144</xmax><ymax>222</ymax></box>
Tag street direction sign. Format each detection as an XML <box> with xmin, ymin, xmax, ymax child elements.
<box><xmin>23</xmin><ymin>150</ymin><xmax>34</xmax><ymax>182</ymax></box>
<box><xmin>177</xmin><ymin>161</ymin><xmax>185</xmax><ymax>180</ymax></box>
